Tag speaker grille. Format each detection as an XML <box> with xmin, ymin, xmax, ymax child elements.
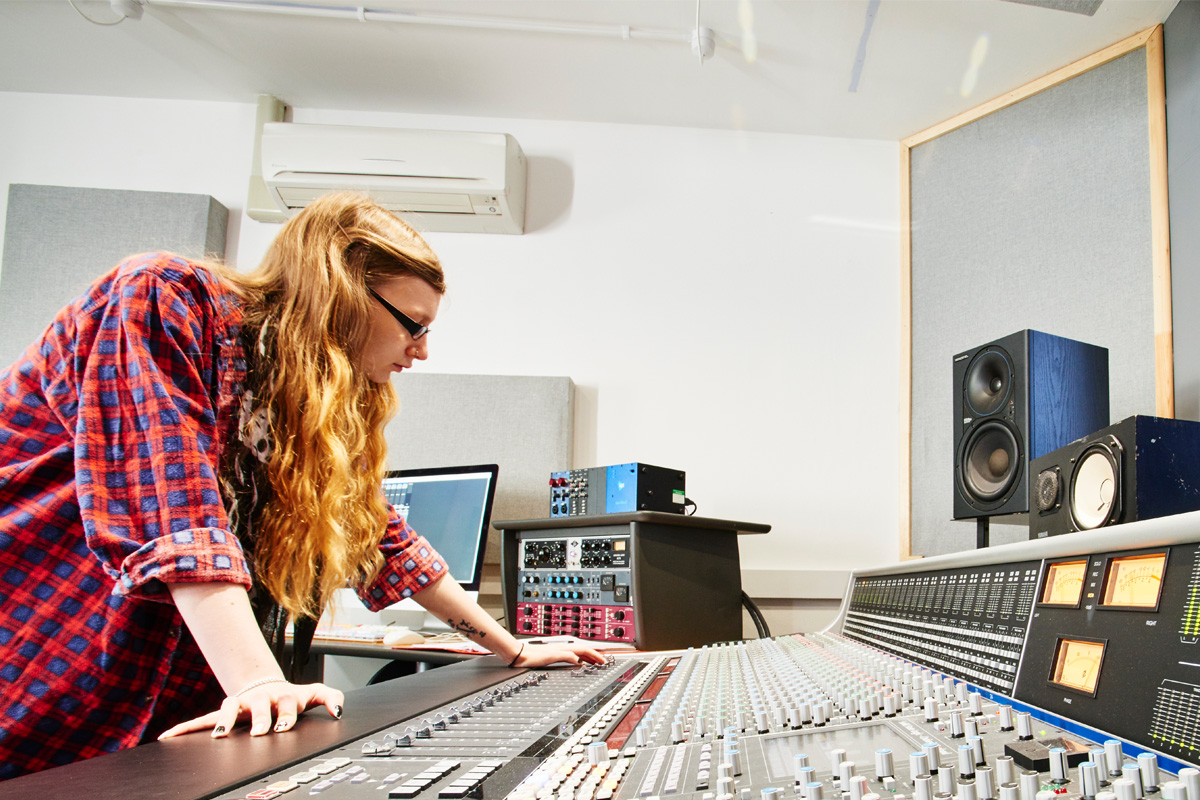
<box><xmin>964</xmin><ymin>348</ymin><xmax>1013</xmax><ymax>417</ymax></box>
<box><xmin>1035</xmin><ymin>467</ymin><xmax>1061</xmax><ymax>512</ymax></box>
<box><xmin>960</xmin><ymin>421</ymin><xmax>1021</xmax><ymax>504</ymax></box>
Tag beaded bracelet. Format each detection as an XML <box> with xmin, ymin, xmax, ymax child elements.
<box><xmin>507</xmin><ymin>642</ymin><xmax>526</xmax><ymax>667</ymax></box>
<box><xmin>234</xmin><ymin>677</ymin><xmax>288</xmax><ymax>697</ymax></box>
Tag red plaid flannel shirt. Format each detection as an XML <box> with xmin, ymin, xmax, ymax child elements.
<box><xmin>0</xmin><ymin>253</ymin><xmax>445</xmax><ymax>779</ymax></box>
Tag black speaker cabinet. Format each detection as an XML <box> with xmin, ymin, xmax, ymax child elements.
<box><xmin>953</xmin><ymin>329</ymin><xmax>1109</xmax><ymax>519</ymax></box>
<box><xmin>1029</xmin><ymin>415</ymin><xmax>1200</xmax><ymax>538</ymax></box>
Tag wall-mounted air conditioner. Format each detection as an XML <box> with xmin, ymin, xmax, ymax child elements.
<box><xmin>260</xmin><ymin>123</ymin><xmax>527</xmax><ymax>234</ymax></box>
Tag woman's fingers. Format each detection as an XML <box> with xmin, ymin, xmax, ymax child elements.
<box><xmin>157</xmin><ymin>710</ymin><xmax>223</xmax><ymax>740</ymax></box>
<box><xmin>156</xmin><ymin>682</ymin><xmax>345</xmax><ymax>740</ymax></box>
<box><xmin>306</xmin><ymin>683</ymin><xmax>345</xmax><ymax>720</ymax></box>
<box><xmin>273</xmin><ymin>692</ymin><xmax>300</xmax><ymax>733</ymax></box>
<box><xmin>213</xmin><ymin>695</ymin><xmax>246</xmax><ymax>738</ymax></box>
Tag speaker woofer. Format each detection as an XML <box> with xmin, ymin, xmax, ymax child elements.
<box><xmin>964</xmin><ymin>348</ymin><xmax>1013</xmax><ymax>417</ymax></box>
<box><xmin>960</xmin><ymin>420</ymin><xmax>1022</xmax><ymax>505</ymax></box>
<box><xmin>1068</xmin><ymin>439</ymin><xmax>1122</xmax><ymax>530</ymax></box>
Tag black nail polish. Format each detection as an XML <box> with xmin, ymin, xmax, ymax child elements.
<box><xmin>333</xmin><ymin>705</ymin><xmax>343</xmax><ymax>719</ymax></box>
<box><xmin>214</xmin><ymin>725</ymin><xmax>226</xmax><ymax>735</ymax></box>
<box><xmin>274</xmin><ymin>722</ymin><xmax>287</xmax><ymax>732</ymax></box>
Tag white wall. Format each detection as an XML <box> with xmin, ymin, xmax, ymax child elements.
<box><xmin>0</xmin><ymin>91</ymin><xmax>902</xmax><ymax>593</ymax></box>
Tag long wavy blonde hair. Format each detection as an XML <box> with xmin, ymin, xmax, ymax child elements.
<box><xmin>222</xmin><ymin>192</ymin><xmax>445</xmax><ymax>619</ymax></box>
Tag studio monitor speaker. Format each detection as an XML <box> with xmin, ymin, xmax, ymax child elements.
<box><xmin>1029</xmin><ymin>415</ymin><xmax>1200</xmax><ymax>538</ymax></box>
<box><xmin>952</xmin><ymin>329</ymin><xmax>1109</xmax><ymax>519</ymax></box>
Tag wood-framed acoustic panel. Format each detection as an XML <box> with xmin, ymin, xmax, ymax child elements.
<box><xmin>900</xmin><ymin>26</ymin><xmax>1172</xmax><ymax>559</ymax></box>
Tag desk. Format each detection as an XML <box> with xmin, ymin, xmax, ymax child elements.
<box><xmin>290</xmin><ymin>638</ymin><xmax>482</xmax><ymax>684</ymax></box>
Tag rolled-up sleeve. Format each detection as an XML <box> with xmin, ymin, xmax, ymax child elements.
<box><xmin>358</xmin><ymin>503</ymin><xmax>447</xmax><ymax>611</ymax></box>
<box><xmin>74</xmin><ymin>262</ymin><xmax>250</xmax><ymax>600</ymax></box>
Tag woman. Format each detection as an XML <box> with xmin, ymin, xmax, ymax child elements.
<box><xmin>0</xmin><ymin>192</ymin><xmax>602</xmax><ymax>779</ymax></box>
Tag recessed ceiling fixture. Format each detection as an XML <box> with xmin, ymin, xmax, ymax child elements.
<box><xmin>68</xmin><ymin>0</ymin><xmax>720</xmax><ymax>65</ymax></box>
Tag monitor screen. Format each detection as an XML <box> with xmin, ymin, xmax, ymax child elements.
<box><xmin>382</xmin><ymin>464</ymin><xmax>498</xmax><ymax>592</ymax></box>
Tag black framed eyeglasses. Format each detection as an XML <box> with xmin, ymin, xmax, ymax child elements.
<box><xmin>368</xmin><ymin>287</ymin><xmax>430</xmax><ymax>340</ymax></box>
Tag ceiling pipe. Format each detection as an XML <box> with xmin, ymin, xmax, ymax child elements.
<box><xmin>143</xmin><ymin>0</ymin><xmax>706</xmax><ymax>50</ymax></box>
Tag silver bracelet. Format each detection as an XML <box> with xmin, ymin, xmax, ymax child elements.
<box><xmin>234</xmin><ymin>677</ymin><xmax>288</xmax><ymax>697</ymax></box>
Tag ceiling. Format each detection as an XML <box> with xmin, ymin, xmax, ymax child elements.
<box><xmin>0</xmin><ymin>0</ymin><xmax>1180</xmax><ymax>141</ymax></box>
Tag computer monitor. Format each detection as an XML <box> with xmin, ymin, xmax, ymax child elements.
<box><xmin>320</xmin><ymin>463</ymin><xmax>498</xmax><ymax>631</ymax></box>
<box><xmin>377</xmin><ymin>463</ymin><xmax>498</xmax><ymax>629</ymax></box>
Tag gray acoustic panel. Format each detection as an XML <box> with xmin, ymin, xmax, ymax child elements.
<box><xmin>385</xmin><ymin>373</ymin><xmax>573</xmax><ymax>562</ymax></box>
<box><xmin>0</xmin><ymin>184</ymin><xmax>228</xmax><ymax>369</ymax></box>
<box><xmin>1166</xmin><ymin>2</ymin><xmax>1200</xmax><ymax>422</ymax></box>
<box><xmin>910</xmin><ymin>50</ymin><xmax>1156</xmax><ymax>556</ymax></box>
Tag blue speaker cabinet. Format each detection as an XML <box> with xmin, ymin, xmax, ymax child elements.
<box><xmin>952</xmin><ymin>329</ymin><xmax>1109</xmax><ymax>519</ymax></box>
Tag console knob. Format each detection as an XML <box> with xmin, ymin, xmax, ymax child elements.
<box><xmin>937</xmin><ymin>769</ymin><xmax>954</xmax><ymax>796</ymax></box>
<box><xmin>1105</xmin><ymin>741</ymin><xmax>1126</xmax><ymax>778</ymax></box>
<box><xmin>969</xmin><ymin>692</ymin><xmax>984</xmax><ymax>716</ymax></box>
<box><xmin>958</xmin><ymin>745</ymin><xmax>976</xmax><ymax>780</ymax></box>
<box><xmin>977</xmin><ymin>768</ymin><xmax>996</xmax><ymax>800</ymax></box>
<box><xmin>1138</xmin><ymin>753</ymin><xmax>1160</xmax><ymax>794</ymax></box>
<box><xmin>787</xmin><ymin>706</ymin><xmax>803</xmax><ymax>729</ymax></box>
<box><xmin>1121</xmin><ymin>765</ymin><xmax>1144</xmax><ymax>798</ymax></box>
<box><xmin>839</xmin><ymin>762</ymin><xmax>857</xmax><ymax>793</ymax></box>
<box><xmin>1179</xmin><ymin>769</ymin><xmax>1200</xmax><ymax>800</ymax></box>
<box><xmin>925</xmin><ymin>697</ymin><xmax>939</xmax><ymax>723</ymax></box>
<box><xmin>1162</xmin><ymin>783</ymin><xmax>1187</xmax><ymax>800</ymax></box>
<box><xmin>1048</xmin><ymin>748</ymin><xmax>1069</xmax><ymax>785</ymax></box>
<box><xmin>1019</xmin><ymin>771</ymin><xmax>1040</xmax><ymax>800</ymax></box>
<box><xmin>910</xmin><ymin>752</ymin><xmax>930</xmax><ymax>778</ymax></box>
<box><xmin>806</xmin><ymin>783</ymin><xmax>824</xmax><ymax>800</ymax></box>
<box><xmin>1080</xmin><ymin>762</ymin><xmax>1101</xmax><ymax>800</ymax></box>
<box><xmin>1112</xmin><ymin>779</ymin><xmax>1138</xmax><ymax>800</ymax></box>
<box><xmin>959</xmin><ymin>780</ymin><xmax>978</xmax><ymax>800</ymax></box>
<box><xmin>970</xmin><ymin>736</ymin><xmax>986</xmax><ymax>767</ymax></box>
<box><xmin>999</xmin><ymin>784</ymin><xmax>1019</xmax><ymax>800</ymax></box>
<box><xmin>995</xmin><ymin>756</ymin><xmax>1015</xmax><ymax>786</ymax></box>
<box><xmin>994</xmin><ymin>705</ymin><xmax>1012</xmax><ymax>731</ymax></box>
<box><xmin>588</xmin><ymin>741</ymin><xmax>609</xmax><ymax>765</ymax></box>
<box><xmin>923</xmin><ymin>743</ymin><xmax>941</xmax><ymax>774</ymax></box>
<box><xmin>965</xmin><ymin>717</ymin><xmax>980</xmax><ymax>740</ymax></box>
<box><xmin>875</xmin><ymin>749</ymin><xmax>895</xmax><ymax>780</ymax></box>
<box><xmin>1015</xmin><ymin>711</ymin><xmax>1034</xmax><ymax>741</ymax></box>
<box><xmin>949</xmin><ymin>710</ymin><xmax>965</xmax><ymax>739</ymax></box>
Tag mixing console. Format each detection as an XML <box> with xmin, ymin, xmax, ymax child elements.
<box><xmin>220</xmin><ymin>633</ymin><xmax>1194</xmax><ymax>800</ymax></box>
<box><xmin>15</xmin><ymin>511</ymin><xmax>1200</xmax><ymax>800</ymax></box>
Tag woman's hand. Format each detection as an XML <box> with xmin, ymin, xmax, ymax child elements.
<box><xmin>156</xmin><ymin>679</ymin><xmax>344</xmax><ymax>740</ymax></box>
<box><xmin>511</xmin><ymin>642</ymin><xmax>608</xmax><ymax>669</ymax></box>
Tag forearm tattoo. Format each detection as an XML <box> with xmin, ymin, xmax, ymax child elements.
<box><xmin>447</xmin><ymin>618</ymin><xmax>486</xmax><ymax>638</ymax></box>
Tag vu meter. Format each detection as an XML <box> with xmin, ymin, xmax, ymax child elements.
<box><xmin>1041</xmin><ymin>559</ymin><xmax>1088</xmax><ymax>606</ymax></box>
<box><xmin>1050</xmin><ymin>638</ymin><xmax>1106</xmax><ymax>696</ymax></box>
<box><xmin>1101</xmin><ymin>552</ymin><xmax>1168</xmax><ymax>609</ymax></box>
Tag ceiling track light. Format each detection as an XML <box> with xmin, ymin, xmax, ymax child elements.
<box><xmin>133</xmin><ymin>0</ymin><xmax>718</xmax><ymax>65</ymax></box>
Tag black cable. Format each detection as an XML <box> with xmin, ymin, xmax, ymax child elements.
<box><xmin>683</xmin><ymin>497</ymin><xmax>698</xmax><ymax>516</ymax></box>
<box><xmin>741</xmin><ymin>591</ymin><xmax>771</xmax><ymax>639</ymax></box>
